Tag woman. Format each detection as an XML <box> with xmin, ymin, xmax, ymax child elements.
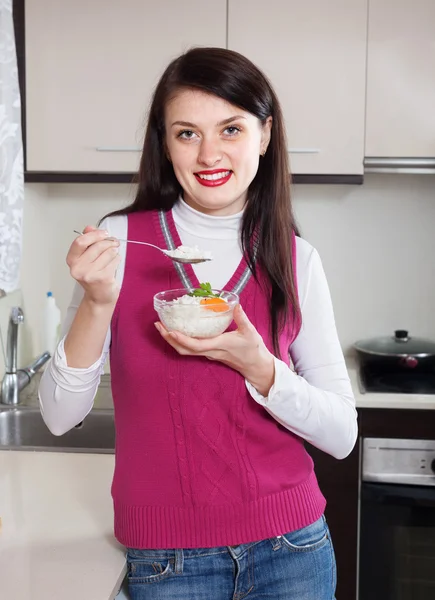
<box><xmin>39</xmin><ymin>47</ymin><xmax>357</xmax><ymax>599</ymax></box>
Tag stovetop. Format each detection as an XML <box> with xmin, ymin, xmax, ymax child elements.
<box><xmin>359</xmin><ymin>364</ymin><xmax>435</xmax><ymax>395</ymax></box>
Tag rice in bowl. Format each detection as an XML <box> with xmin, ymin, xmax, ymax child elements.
<box><xmin>153</xmin><ymin>289</ymin><xmax>239</xmax><ymax>338</ymax></box>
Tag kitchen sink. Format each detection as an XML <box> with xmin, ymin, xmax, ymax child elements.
<box><xmin>0</xmin><ymin>408</ymin><xmax>115</xmax><ymax>453</ymax></box>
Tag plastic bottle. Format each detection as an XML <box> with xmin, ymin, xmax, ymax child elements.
<box><xmin>42</xmin><ymin>291</ymin><xmax>61</xmax><ymax>356</ymax></box>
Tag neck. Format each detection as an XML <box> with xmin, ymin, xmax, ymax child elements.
<box><xmin>182</xmin><ymin>194</ymin><xmax>246</xmax><ymax>217</ymax></box>
<box><xmin>173</xmin><ymin>197</ymin><xmax>243</xmax><ymax>240</ymax></box>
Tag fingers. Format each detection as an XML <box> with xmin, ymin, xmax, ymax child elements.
<box><xmin>66</xmin><ymin>225</ymin><xmax>121</xmax><ymax>305</ymax></box>
<box><xmin>158</xmin><ymin>307</ymin><xmax>251</xmax><ymax>351</ymax></box>
<box><xmin>70</xmin><ymin>245</ymin><xmax>119</xmax><ymax>281</ymax></box>
<box><xmin>67</xmin><ymin>228</ymin><xmax>111</xmax><ymax>263</ymax></box>
<box><xmin>89</xmin><ymin>253</ymin><xmax>122</xmax><ymax>283</ymax></box>
<box><xmin>82</xmin><ymin>248</ymin><xmax>121</xmax><ymax>282</ymax></box>
<box><xmin>167</xmin><ymin>330</ymin><xmax>209</xmax><ymax>352</ymax></box>
<box><xmin>67</xmin><ymin>235</ymin><xmax>119</xmax><ymax>279</ymax></box>
<box><xmin>82</xmin><ymin>239</ymin><xmax>120</xmax><ymax>264</ymax></box>
<box><xmin>232</xmin><ymin>304</ymin><xmax>253</xmax><ymax>332</ymax></box>
<box><xmin>154</xmin><ymin>323</ymin><xmax>193</xmax><ymax>355</ymax></box>
<box><xmin>154</xmin><ymin>306</ymin><xmax>258</xmax><ymax>361</ymax></box>
<box><xmin>91</xmin><ymin>246</ymin><xmax>120</xmax><ymax>271</ymax></box>
<box><xmin>154</xmin><ymin>322</ymin><xmax>218</xmax><ymax>355</ymax></box>
<box><xmin>82</xmin><ymin>225</ymin><xmax>98</xmax><ymax>234</ymax></box>
<box><xmin>67</xmin><ymin>229</ymin><xmax>120</xmax><ymax>285</ymax></box>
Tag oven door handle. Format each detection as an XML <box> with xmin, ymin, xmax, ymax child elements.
<box><xmin>362</xmin><ymin>482</ymin><xmax>435</xmax><ymax>508</ymax></box>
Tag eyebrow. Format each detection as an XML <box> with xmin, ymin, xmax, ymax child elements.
<box><xmin>171</xmin><ymin>116</ymin><xmax>247</xmax><ymax>128</ymax></box>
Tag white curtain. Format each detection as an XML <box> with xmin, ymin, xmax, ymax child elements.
<box><xmin>0</xmin><ymin>0</ymin><xmax>24</xmax><ymax>294</ymax></box>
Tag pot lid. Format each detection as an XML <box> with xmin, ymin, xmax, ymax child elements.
<box><xmin>354</xmin><ymin>330</ymin><xmax>435</xmax><ymax>357</ymax></box>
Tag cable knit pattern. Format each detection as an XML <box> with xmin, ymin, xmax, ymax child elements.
<box><xmin>109</xmin><ymin>210</ymin><xmax>326</xmax><ymax>549</ymax></box>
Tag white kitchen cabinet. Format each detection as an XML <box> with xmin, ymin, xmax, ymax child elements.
<box><xmin>228</xmin><ymin>0</ymin><xmax>367</xmax><ymax>175</ymax></box>
<box><xmin>115</xmin><ymin>577</ymin><xmax>130</xmax><ymax>599</ymax></box>
<box><xmin>25</xmin><ymin>0</ymin><xmax>226</xmax><ymax>173</ymax></box>
<box><xmin>365</xmin><ymin>0</ymin><xmax>435</xmax><ymax>161</ymax></box>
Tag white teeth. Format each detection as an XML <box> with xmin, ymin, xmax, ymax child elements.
<box><xmin>197</xmin><ymin>171</ymin><xmax>230</xmax><ymax>181</ymax></box>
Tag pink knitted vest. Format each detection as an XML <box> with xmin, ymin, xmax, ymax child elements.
<box><xmin>109</xmin><ymin>209</ymin><xmax>326</xmax><ymax>549</ymax></box>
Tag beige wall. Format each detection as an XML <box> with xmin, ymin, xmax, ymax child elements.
<box><xmin>293</xmin><ymin>174</ymin><xmax>435</xmax><ymax>349</ymax></box>
<box><xmin>1</xmin><ymin>173</ymin><xmax>433</xmax><ymax>377</ymax></box>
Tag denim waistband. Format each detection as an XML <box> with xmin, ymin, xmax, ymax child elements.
<box><xmin>126</xmin><ymin>535</ymin><xmax>284</xmax><ymax>561</ymax></box>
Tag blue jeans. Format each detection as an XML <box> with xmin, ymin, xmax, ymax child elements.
<box><xmin>126</xmin><ymin>515</ymin><xmax>336</xmax><ymax>599</ymax></box>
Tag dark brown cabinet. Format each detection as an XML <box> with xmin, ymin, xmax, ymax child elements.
<box><xmin>308</xmin><ymin>408</ymin><xmax>435</xmax><ymax>600</ymax></box>
<box><xmin>307</xmin><ymin>441</ymin><xmax>360</xmax><ymax>600</ymax></box>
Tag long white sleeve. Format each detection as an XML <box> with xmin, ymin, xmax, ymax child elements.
<box><xmin>246</xmin><ymin>240</ymin><xmax>357</xmax><ymax>460</ymax></box>
<box><xmin>38</xmin><ymin>217</ymin><xmax>119</xmax><ymax>435</ymax></box>
<box><xmin>38</xmin><ymin>282</ymin><xmax>111</xmax><ymax>435</ymax></box>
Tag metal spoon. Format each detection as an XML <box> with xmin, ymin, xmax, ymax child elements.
<box><xmin>73</xmin><ymin>230</ymin><xmax>212</xmax><ymax>265</ymax></box>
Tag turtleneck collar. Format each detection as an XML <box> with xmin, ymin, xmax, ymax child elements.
<box><xmin>172</xmin><ymin>197</ymin><xmax>243</xmax><ymax>240</ymax></box>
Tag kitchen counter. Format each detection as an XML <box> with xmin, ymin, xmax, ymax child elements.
<box><xmin>347</xmin><ymin>362</ymin><xmax>435</xmax><ymax>410</ymax></box>
<box><xmin>17</xmin><ymin>366</ymin><xmax>435</xmax><ymax>414</ymax></box>
<box><xmin>0</xmin><ymin>451</ymin><xmax>126</xmax><ymax>600</ymax></box>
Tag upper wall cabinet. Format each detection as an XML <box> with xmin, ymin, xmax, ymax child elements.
<box><xmin>365</xmin><ymin>0</ymin><xmax>435</xmax><ymax>169</ymax></box>
<box><xmin>25</xmin><ymin>0</ymin><xmax>226</xmax><ymax>173</ymax></box>
<box><xmin>228</xmin><ymin>0</ymin><xmax>368</xmax><ymax>176</ymax></box>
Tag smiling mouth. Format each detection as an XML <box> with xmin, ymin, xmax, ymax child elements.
<box><xmin>194</xmin><ymin>170</ymin><xmax>233</xmax><ymax>187</ymax></box>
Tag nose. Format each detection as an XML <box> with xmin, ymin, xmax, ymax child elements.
<box><xmin>197</xmin><ymin>137</ymin><xmax>223</xmax><ymax>168</ymax></box>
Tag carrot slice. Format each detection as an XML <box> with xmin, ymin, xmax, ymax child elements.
<box><xmin>200</xmin><ymin>297</ymin><xmax>229</xmax><ymax>312</ymax></box>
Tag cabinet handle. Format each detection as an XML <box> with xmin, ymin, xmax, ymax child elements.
<box><xmin>95</xmin><ymin>147</ymin><xmax>322</xmax><ymax>155</ymax></box>
<box><xmin>364</xmin><ymin>157</ymin><xmax>435</xmax><ymax>173</ymax></box>
<box><xmin>96</xmin><ymin>146</ymin><xmax>322</xmax><ymax>155</ymax></box>
<box><xmin>288</xmin><ymin>148</ymin><xmax>320</xmax><ymax>154</ymax></box>
<box><xmin>95</xmin><ymin>147</ymin><xmax>141</xmax><ymax>152</ymax></box>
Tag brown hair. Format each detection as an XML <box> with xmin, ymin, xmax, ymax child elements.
<box><xmin>105</xmin><ymin>47</ymin><xmax>301</xmax><ymax>356</ymax></box>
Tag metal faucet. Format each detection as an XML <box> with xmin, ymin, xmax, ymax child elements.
<box><xmin>1</xmin><ymin>306</ymin><xmax>51</xmax><ymax>405</ymax></box>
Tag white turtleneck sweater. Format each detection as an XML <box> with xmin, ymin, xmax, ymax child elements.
<box><xmin>38</xmin><ymin>200</ymin><xmax>357</xmax><ymax>460</ymax></box>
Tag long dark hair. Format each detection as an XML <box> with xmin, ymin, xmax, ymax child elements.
<box><xmin>105</xmin><ymin>47</ymin><xmax>301</xmax><ymax>356</ymax></box>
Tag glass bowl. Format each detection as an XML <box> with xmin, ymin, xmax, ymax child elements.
<box><xmin>153</xmin><ymin>288</ymin><xmax>239</xmax><ymax>338</ymax></box>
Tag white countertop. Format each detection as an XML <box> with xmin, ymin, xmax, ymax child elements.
<box><xmin>0</xmin><ymin>451</ymin><xmax>126</xmax><ymax>600</ymax></box>
<box><xmin>347</xmin><ymin>363</ymin><xmax>435</xmax><ymax>410</ymax></box>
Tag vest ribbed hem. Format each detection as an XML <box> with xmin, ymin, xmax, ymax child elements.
<box><xmin>113</xmin><ymin>470</ymin><xmax>326</xmax><ymax>549</ymax></box>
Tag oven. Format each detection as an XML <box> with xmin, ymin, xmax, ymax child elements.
<box><xmin>359</xmin><ymin>437</ymin><xmax>435</xmax><ymax>599</ymax></box>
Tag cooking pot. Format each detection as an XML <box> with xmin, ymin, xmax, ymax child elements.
<box><xmin>354</xmin><ymin>330</ymin><xmax>435</xmax><ymax>371</ymax></box>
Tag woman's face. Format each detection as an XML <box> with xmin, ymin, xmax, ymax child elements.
<box><xmin>164</xmin><ymin>89</ymin><xmax>271</xmax><ymax>216</ymax></box>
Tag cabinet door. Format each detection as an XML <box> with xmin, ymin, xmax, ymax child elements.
<box><xmin>307</xmin><ymin>443</ymin><xmax>360</xmax><ymax>600</ymax></box>
<box><xmin>228</xmin><ymin>0</ymin><xmax>367</xmax><ymax>175</ymax></box>
<box><xmin>25</xmin><ymin>0</ymin><xmax>226</xmax><ymax>172</ymax></box>
<box><xmin>365</xmin><ymin>0</ymin><xmax>435</xmax><ymax>158</ymax></box>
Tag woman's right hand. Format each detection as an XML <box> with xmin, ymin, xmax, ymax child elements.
<box><xmin>66</xmin><ymin>225</ymin><xmax>121</xmax><ymax>306</ymax></box>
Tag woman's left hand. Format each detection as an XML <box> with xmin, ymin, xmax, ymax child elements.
<box><xmin>154</xmin><ymin>304</ymin><xmax>275</xmax><ymax>397</ymax></box>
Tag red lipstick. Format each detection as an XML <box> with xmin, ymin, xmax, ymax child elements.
<box><xmin>194</xmin><ymin>169</ymin><xmax>232</xmax><ymax>187</ymax></box>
